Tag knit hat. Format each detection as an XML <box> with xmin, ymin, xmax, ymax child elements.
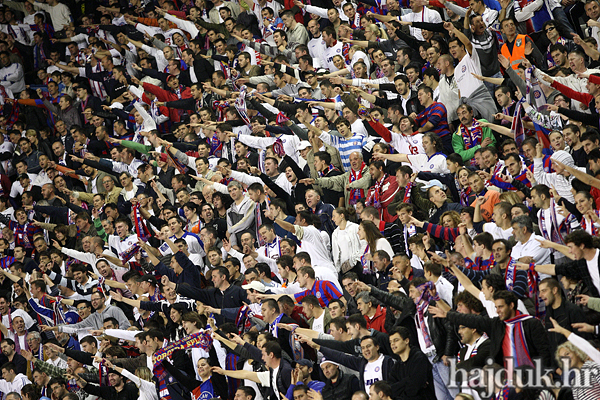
<box><xmin>550</xmin><ymin>150</ymin><xmax>574</xmax><ymax>169</ymax></box>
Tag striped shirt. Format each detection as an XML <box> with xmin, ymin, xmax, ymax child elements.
<box><xmin>294</xmin><ymin>280</ymin><xmax>343</xmax><ymax>308</ymax></box>
<box><xmin>320</xmin><ymin>132</ymin><xmax>366</xmax><ymax>172</ymax></box>
<box><xmin>415</xmin><ymin>102</ymin><xmax>451</xmax><ymax>138</ymax></box>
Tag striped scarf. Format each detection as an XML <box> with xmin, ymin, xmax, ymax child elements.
<box><xmin>538</xmin><ymin>199</ymin><xmax>573</xmax><ymax>245</ymax></box>
<box><xmin>366</xmin><ymin>174</ymin><xmax>388</xmax><ymax>210</ymax></box>
<box><xmin>415</xmin><ymin>281</ymin><xmax>440</xmax><ymax>348</ymax></box>
<box><xmin>235</xmin><ymin>305</ymin><xmax>256</xmax><ymax>334</ymax></box>
<box><xmin>460</xmin><ymin>120</ymin><xmax>483</xmax><ymax>166</ymax></box>
<box><xmin>403</xmin><ymin>182</ymin><xmax>413</xmax><ymax>204</ymax></box>
<box><xmin>503</xmin><ymin>312</ymin><xmax>534</xmax><ymax>370</ymax></box>
<box><xmin>349</xmin><ymin>163</ymin><xmax>366</xmax><ymax>205</ymax></box>
<box><xmin>153</xmin><ymin>331</ymin><xmax>213</xmax><ymax>400</ymax></box>
<box><xmin>581</xmin><ymin>210</ymin><xmax>600</xmax><ymax>236</ymax></box>
<box><xmin>318</xmin><ymin>164</ymin><xmax>337</xmax><ymax>178</ymax></box>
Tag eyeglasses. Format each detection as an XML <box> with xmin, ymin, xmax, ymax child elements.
<box><xmin>545</xmin><ymin>26</ymin><xmax>555</xmax><ymax>32</ymax></box>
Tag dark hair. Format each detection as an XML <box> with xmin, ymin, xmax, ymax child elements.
<box><xmin>388</xmin><ymin>326</ymin><xmax>411</xmax><ymax>341</ymax></box>
<box><xmin>454</xmin><ymin>291</ymin><xmax>485</xmax><ymax>313</ymax></box>
<box><xmin>473</xmin><ymin>232</ymin><xmax>493</xmax><ymax>251</ymax></box>
<box><xmin>492</xmin><ymin>290</ymin><xmax>518</xmax><ymax>311</ymax></box>
<box><xmin>237</xmin><ymin>386</ymin><xmax>257</xmax><ymax>400</ymax></box>
<box><xmin>262</xmin><ymin>341</ymin><xmax>282</xmax><ymax>359</ymax></box>
<box><xmin>564</xmin><ymin>230</ymin><xmax>600</xmax><ymax>249</ymax></box>
<box><xmin>347</xmin><ymin>313</ymin><xmax>367</xmax><ymax>329</ymax></box>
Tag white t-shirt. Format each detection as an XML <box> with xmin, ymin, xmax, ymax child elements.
<box><xmin>588</xmin><ymin>249</ymin><xmax>600</xmax><ymax>294</ymax></box>
<box><xmin>407</xmin><ymin>153</ymin><xmax>450</xmax><ymax>174</ymax></box>
<box><xmin>363</xmin><ymin>354</ymin><xmax>384</xmax><ymax>393</ymax></box>
<box><xmin>312</xmin><ymin>311</ymin><xmax>325</xmax><ymax>333</ymax></box>
<box><xmin>454</xmin><ymin>48</ymin><xmax>484</xmax><ymax>99</ymax></box>
<box><xmin>390</xmin><ymin>132</ymin><xmax>424</xmax><ymax>156</ymax></box>
<box><xmin>483</xmin><ymin>223</ymin><xmax>513</xmax><ymax>240</ymax></box>
<box><xmin>294</xmin><ymin>225</ymin><xmax>335</xmax><ymax>272</ymax></box>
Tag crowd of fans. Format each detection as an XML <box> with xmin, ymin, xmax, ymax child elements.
<box><xmin>3</xmin><ymin>0</ymin><xmax>600</xmax><ymax>400</ymax></box>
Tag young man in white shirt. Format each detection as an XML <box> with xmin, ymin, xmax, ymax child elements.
<box><xmin>445</xmin><ymin>22</ymin><xmax>497</xmax><ymax>122</ymax></box>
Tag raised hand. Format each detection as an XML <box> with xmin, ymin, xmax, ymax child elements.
<box><xmin>498</xmin><ymin>54</ymin><xmax>509</xmax><ymax>69</ymax></box>
<box><xmin>109</xmin><ymin>290</ymin><xmax>123</xmax><ymax>302</ymax></box>
<box><xmin>21</xmin><ymin>349</ymin><xmax>33</xmax><ymax>361</ymax></box>
<box><xmin>428</xmin><ymin>305</ymin><xmax>447</xmax><ymax>318</ymax></box>
<box><xmin>572</xmin><ymin>322</ymin><xmax>595</xmax><ymax>333</ymax></box>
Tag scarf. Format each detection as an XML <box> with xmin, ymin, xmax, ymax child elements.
<box><xmin>538</xmin><ymin>199</ymin><xmax>573</xmax><ymax>245</ymax></box>
<box><xmin>269</xmin><ymin>313</ymin><xmax>284</xmax><ymax>338</ymax></box>
<box><xmin>580</xmin><ymin>211</ymin><xmax>600</xmax><ymax>236</ymax></box>
<box><xmin>511</xmin><ymin>98</ymin><xmax>526</xmax><ymax>148</ymax></box>
<box><xmin>255</xmin><ymin>196</ymin><xmax>270</xmax><ymax>246</ymax></box>
<box><xmin>527</xmin><ymin>263</ymin><xmax>543</xmax><ymax>319</ymax></box>
<box><xmin>153</xmin><ymin>331</ymin><xmax>213</xmax><ymax>400</ymax></box>
<box><xmin>503</xmin><ymin>312</ymin><xmax>534</xmax><ymax>370</ymax></box>
<box><xmin>276</xmin><ymin>112</ymin><xmax>290</xmax><ymax>125</ymax></box>
<box><xmin>460</xmin><ymin>120</ymin><xmax>483</xmax><ymax>150</ymax></box>
<box><xmin>349</xmin><ymin>163</ymin><xmax>366</xmax><ymax>205</ymax></box>
<box><xmin>403</xmin><ymin>182</ymin><xmax>413</xmax><ymax>204</ymax></box>
<box><xmin>366</xmin><ymin>174</ymin><xmax>388</xmax><ymax>209</ymax></box>
<box><xmin>415</xmin><ymin>281</ymin><xmax>440</xmax><ymax>348</ymax></box>
<box><xmin>234</xmin><ymin>86</ymin><xmax>252</xmax><ymax>126</ymax></box>
<box><xmin>504</xmin><ymin>258</ymin><xmax>519</xmax><ymax>291</ymax></box>
<box><xmin>133</xmin><ymin>204</ymin><xmax>151</xmax><ymax>241</ymax></box>
<box><xmin>360</xmin><ymin>245</ymin><xmax>373</xmax><ymax>275</ymax></box>
<box><xmin>318</xmin><ymin>164</ymin><xmax>337</xmax><ymax>177</ymax></box>
<box><xmin>164</xmin><ymin>145</ymin><xmax>189</xmax><ymax>174</ymax></box>
<box><xmin>456</xmin><ymin>333</ymin><xmax>488</xmax><ymax>362</ymax></box>
<box><xmin>264</xmin><ymin>131</ymin><xmax>285</xmax><ymax>157</ymax></box>
<box><xmin>459</xmin><ymin>186</ymin><xmax>471</xmax><ymax>207</ymax></box>
<box><xmin>235</xmin><ymin>305</ymin><xmax>256</xmax><ymax>334</ymax></box>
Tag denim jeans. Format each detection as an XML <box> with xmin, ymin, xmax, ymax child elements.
<box><xmin>484</xmin><ymin>71</ymin><xmax>503</xmax><ymax>98</ymax></box>
<box><xmin>429</xmin><ymin>355</ymin><xmax>458</xmax><ymax>400</ymax></box>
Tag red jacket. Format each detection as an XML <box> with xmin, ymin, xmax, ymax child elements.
<box><xmin>364</xmin><ymin>305</ymin><xmax>387</xmax><ymax>333</ymax></box>
<box><xmin>366</xmin><ymin>174</ymin><xmax>399</xmax><ymax>223</ymax></box>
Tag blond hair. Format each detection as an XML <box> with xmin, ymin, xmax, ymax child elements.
<box><xmin>135</xmin><ymin>366</ymin><xmax>153</xmax><ymax>381</ymax></box>
<box><xmin>555</xmin><ymin>341</ymin><xmax>589</xmax><ymax>369</ymax></box>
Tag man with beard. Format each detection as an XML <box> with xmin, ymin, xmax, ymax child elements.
<box><xmin>0</xmin><ymin>339</ymin><xmax>26</xmax><ymax>375</ymax></box>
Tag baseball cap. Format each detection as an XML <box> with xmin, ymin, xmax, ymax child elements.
<box><xmin>242</xmin><ymin>281</ymin><xmax>266</xmax><ymax>293</ymax></box>
<box><xmin>298</xmin><ymin>141</ymin><xmax>311</xmax><ymax>151</ymax></box>
<box><xmin>159</xmin><ymin>153</ymin><xmax>168</xmax><ymax>163</ymax></box>
<box><xmin>420</xmin><ymin>179</ymin><xmax>446</xmax><ymax>192</ymax></box>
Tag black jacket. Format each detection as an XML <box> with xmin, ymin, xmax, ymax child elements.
<box><xmin>456</xmin><ymin>337</ymin><xmax>492</xmax><ymax>380</ymax></box>
<box><xmin>388</xmin><ymin>346</ymin><xmax>436</xmax><ymax>400</ymax></box>
<box><xmin>319</xmin><ymin>346</ymin><xmax>395</xmax><ymax>391</ymax></box>
<box><xmin>369</xmin><ymin>285</ymin><xmax>458</xmax><ymax>361</ymax></box>
<box><xmin>374</xmin><ymin>88</ymin><xmax>423</xmax><ymax>116</ymax></box>
<box><xmin>313</xmin><ymin>328</ymin><xmax>393</xmax><ymax>357</ymax></box>
<box><xmin>321</xmin><ymin>367</ymin><xmax>361</xmax><ymax>400</ymax></box>
<box><xmin>446</xmin><ymin>310</ymin><xmax>552</xmax><ymax>368</ymax></box>
<box><xmin>176</xmin><ymin>282</ymin><xmax>247</xmax><ymax>325</ymax></box>
<box><xmin>545</xmin><ymin>299</ymin><xmax>592</xmax><ymax>363</ymax></box>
